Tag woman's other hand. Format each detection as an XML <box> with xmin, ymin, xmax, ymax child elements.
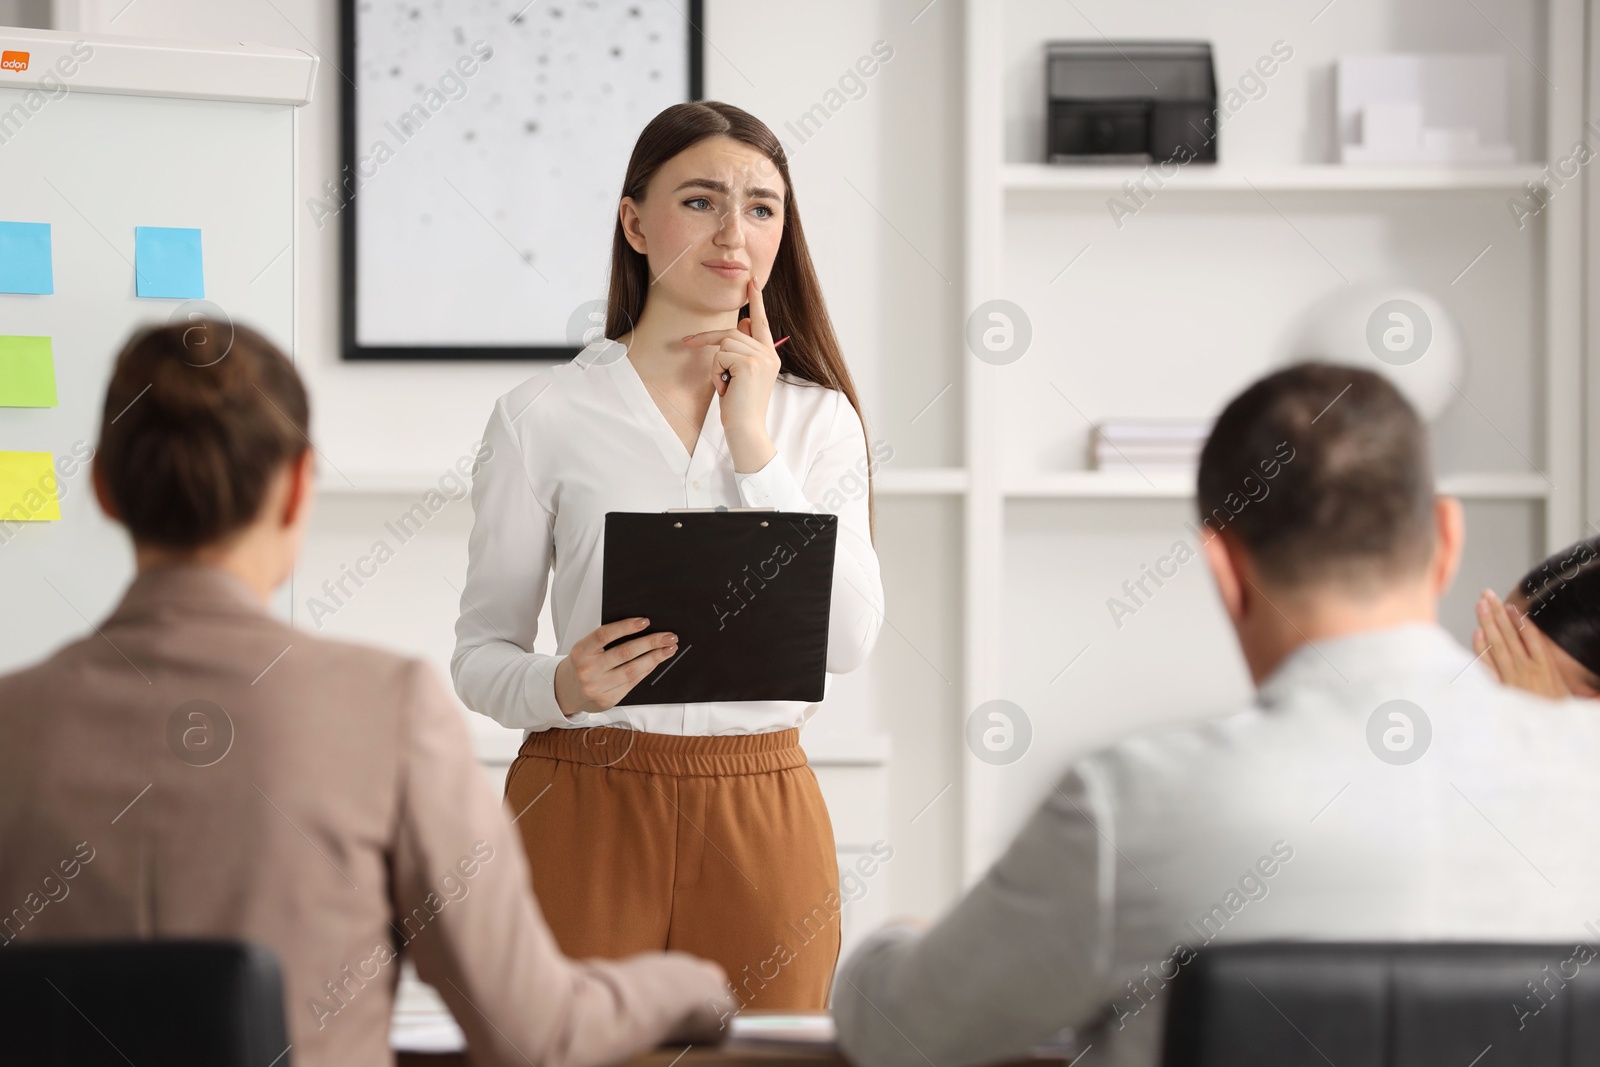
<box><xmin>683</xmin><ymin>274</ymin><xmax>780</xmax><ymax>473</ymax></box>
<box><xmin>1473</xmin><ymin>589</ymin><xmax>1570</xmax><ymax>700</ymax></box>
<box><xmin>554</xmin><ymin>617</ymin><xmax>679</xmax><ymax>715</ymax></box>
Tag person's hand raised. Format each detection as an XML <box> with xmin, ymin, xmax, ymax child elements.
<box><xmin>682</xmin><ymin>274</ymin><xmax>780</xmax><ymax>473</ymax></box>
<box><xmin>1472</xmin><ymin>589</ymin><xmax>1570</xmax><ymax>700</ymax></box>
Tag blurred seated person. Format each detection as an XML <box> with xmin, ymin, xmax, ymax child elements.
<box><xmin>832</xmin><ymin>363</ymin><xmax>1600</xmax><ymax>1067</ymax></box>
<box><xmin>0</xmin><ymin>322</ymin><xmax>730</xmax><ymax>1067</ymax></box>
<box><xmin>1472</xmin><ymin>536</ymin><xmax>1600</xmax><ymax>699</ymax></box>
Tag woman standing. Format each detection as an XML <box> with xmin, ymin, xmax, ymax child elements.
<box><xmin>451</xmin><ymin>101</ymin><xmax>883</xmax><ymax>1012</ymax></box>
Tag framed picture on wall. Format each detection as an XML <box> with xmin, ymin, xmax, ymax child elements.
<box><xmin>338</xmin><ymin>0</ymin><xmax>704</xmax><ymax>361</ymax></box>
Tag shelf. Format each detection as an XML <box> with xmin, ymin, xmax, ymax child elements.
<box><xmin>321</xmin><ymin>467</ymin><xmax>1549</xmax><ymax>501</ymax></box>
<box><xmin>1003</xmin><ymin>471</ymin><xmax>1552</xmax><ymax>501</ymax></box>
<box><xmin>876</xmin><ymin>467</ymin><xmax>968</xmax><ymax>495</ymax></box>
<box><xmin>800</xmin><ymin>731</ymin><xmax>892</xmax><ymax>766</ymax></box>
<box><xmin>316</xmin><ymin>470</ymin><xmax>445</xmax><ymax>495</ymax></box>
<box><xmin>1005</xmin><ymin>471</ymin><xmax>1194</xmax><ymax>498</ymax></box>
<box><xmin>1438</xmin><ymin>473</ymin><xmax>1557</xmax><ymax>500</ymax></box>
<box><xmin>1003</xmin><ymin>162</ymin><xmax>1546</xmax><ymax>194</ymax></box>
<box><xmin>320</xmin><ymin>467</ymin><xmax>971</xmax><ymax>497</ymax></box>
<box><xmin>472</xmin><ymin>725</ymin><xmax>889</xmax><ymax>767</ymax></box>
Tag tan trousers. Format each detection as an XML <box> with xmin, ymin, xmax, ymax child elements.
<box><xmin>503</xmin><ymin>725</ymin><xmax>841</xmax><ymax>1011</ymax></box>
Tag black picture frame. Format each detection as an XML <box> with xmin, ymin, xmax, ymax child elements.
<box><xmin>339</xmin><ymin>0</ymin><xmax>705</xmax><ymax>362</ymax></box>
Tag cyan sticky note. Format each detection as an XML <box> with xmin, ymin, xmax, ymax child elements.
<box><xmin>0</xmin><ymin>452</ymin><xmax>61</xmax><ymax>521</ymax></box>
<box><xmin>0</xmin><ymin>221</ymin><xmax>53</xmax><ymax>295</ymax></box>
<box><xmin>134</xmin><ymin>226</ymin><xmax>205</xmax><ymax>299</ymax></box>
<box><xmin>0</xmin><ymin>336</ymin><xmax>57</xmax><ymax>407</ymax></box>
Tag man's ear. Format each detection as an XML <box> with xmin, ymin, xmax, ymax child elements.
<box><xmin>1201</xmin><ymin>526</ymin><xmax>1246</xmax><ymax>623</ymax></box>
<box><xmin>280</xmin><ymin>449</ymin><xmax>316</xmax><ymax>529</ymax></box>
<box><xmin>1429</xmin><ymin>495</ymin><xmax>1465</xmax><ymax>597</ymax></box>
<box><xmin>91</xmin><ymin>456</ymin><xmax>121</xmax><ymax>523</ymax></box>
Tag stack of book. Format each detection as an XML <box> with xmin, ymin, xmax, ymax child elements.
<box><xmin>1091</xmin><ymin>418</ymin><xmax>1214</xmax><ymax>473</ymax></box>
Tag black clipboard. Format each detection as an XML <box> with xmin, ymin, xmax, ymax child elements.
<box><xmin>600</xmin><ymin>509</ymin><xmax>838</xmax><ymax>705</ymax></box>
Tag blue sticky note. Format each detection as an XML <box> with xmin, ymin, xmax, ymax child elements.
<box><xmin>134</xmin><ymin>226</ymin><xmax>204</xmax><ymax>299</ymax></box>
<box><xmin>0</xmin><ymin>221</ymin><xmax>53</xmax><ymax>295</ymax></box>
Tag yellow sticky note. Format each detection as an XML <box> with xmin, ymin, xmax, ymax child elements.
<box><xmin>0</xmin><ymin>452</ymin><xmax>61</xmax><ymax>521</ymax></box>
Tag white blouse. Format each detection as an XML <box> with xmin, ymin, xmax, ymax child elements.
<box><xmin>450</xmin><ymin>341</ymin><xmax>885</xmax><ymax>735</ymax></box>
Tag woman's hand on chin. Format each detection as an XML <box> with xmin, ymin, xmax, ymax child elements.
<box><xmin>683</xmin><ymin>275</ymin><xmax>780</xmax><ymax>473</ymax></box>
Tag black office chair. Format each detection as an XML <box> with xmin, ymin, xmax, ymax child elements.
<box><xmin>0</xmin><ymin>939</ymin><xmax>290</xmax><ymax>1066</ymax></box>
<box><xmin>1162</xmin><ymin>942</ymin><xmax>1600</xmax><ymax>1067</ymax></box>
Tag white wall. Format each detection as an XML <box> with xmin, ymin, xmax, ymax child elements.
<box><xmin>60</xmin><ymin>0</ymin><xmax>962</xmax><ymax>470</ymax></box>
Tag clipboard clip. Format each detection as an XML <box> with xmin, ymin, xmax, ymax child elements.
<box><xmin>663</xmin><ymin>506</ymin><xmax>778</xmax><ymax>513</ymax></box>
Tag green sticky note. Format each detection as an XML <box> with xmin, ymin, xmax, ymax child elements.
<box><xmin>0</xmin><ymin>336</ymin><xmax>57</xmax><ymax>407</ymax></box>
<box><xmin>0</xmin><ymin>452</ymin><xmax>60</xmax><ymax>521</ymax></box>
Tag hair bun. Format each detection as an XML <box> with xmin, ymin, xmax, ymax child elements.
<box><xmin>141</xmin><ymin>318</ymin><xmax>249</xmax><ymax>422</ymax></box>
<box><xmin>97</xmin><ymin>319</ymin><xmax>309</xmax><ymax>549</ymax></box>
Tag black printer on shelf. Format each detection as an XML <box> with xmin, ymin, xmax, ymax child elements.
<box><xmin>1045</xmin><ymin>41</ymin><xmax>1218</xmax><ymax>164</ymax></box>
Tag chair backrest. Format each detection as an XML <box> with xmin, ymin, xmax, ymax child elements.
<box><xmin>1162</xmin><ymin>942</ymin><xmax>1600</xmax><ymax>1067</ymax></box>
<box><xmin>0</xmin><ymin>939</ymin><xmax>290</xmax><ymax>1066</ymax></box>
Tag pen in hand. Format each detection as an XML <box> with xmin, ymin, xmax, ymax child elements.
<box><xmin>722</xmin><ymin>334</ymin><xmax>790</xmax><ymax>383</ymax></box>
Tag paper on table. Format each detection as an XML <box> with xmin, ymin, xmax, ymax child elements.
<box><xmin>389</xmin><ymin>1010</ymin><xmax>467</xmax><ymax>1054</ymax></box>
<box><xmin>0</xmin><ymin>221</ymin><xmax>53</xmax><ymax>295</ymax></box>
<box><xmin>0</xmin><ymin>336</ymin><xmax>57</xmax><ymax>407</ymax></box>
<box><xmin>729</xmin><ymin>1014</ymin><xmax>837</xmax><ymax>1046</ymax></box>
<box><xmin>0</xmin><ymin>452</ymin><xmax>61</xmax><ymax>521</ymax></box>
<box><xmin>134</xmin><ymin>226</ymin><xmax>205</xmax><ymax>299</ymax></box>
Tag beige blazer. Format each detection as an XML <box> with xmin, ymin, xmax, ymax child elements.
<box><xmin>0</xmin><ymin>563</ymin><xmax>730</xmax><ymax>1067</ymax></box>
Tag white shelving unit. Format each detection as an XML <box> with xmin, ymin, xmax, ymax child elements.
<box><xmin>1003</xmin><ymin>162</ymin><xmax>1547</xmax><ymax>193</ymax></box>
<box><xmin>952</xmin><ymin>0</ymin><xmax>1587</xmax><ymax>884</ymax></box>
<box><xmin>318</xmin><ymin>466</ymin><xmax>972</xmax><ymax>496</ymax></box>
<box><xmin>1002</xmin><ymin>471</ymin><xmax>1554</xmax><ymax>500</ymax></box>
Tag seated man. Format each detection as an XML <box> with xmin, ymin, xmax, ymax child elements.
<box><xmin>0</xmin><ymin>321</ymin><xmax>730</xmax><ymax>1067</ymax></box>
<box><xmin>833</xmin><ymin>363</ymin><xmax>1600</xmax><ymax>1067</ymax></box>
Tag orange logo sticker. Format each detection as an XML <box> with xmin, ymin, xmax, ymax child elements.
<box><xmin>0</xmin><ymin>51</ymin><xmax>29</xmax><ymax>72</ymax></box>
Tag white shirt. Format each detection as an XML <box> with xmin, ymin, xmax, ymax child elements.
<box><xmin>835</xmin><ymin>623</ymin><xmax>1600</xmax><ymax>1067</ymax></box>
<box><xmin>450</xmin><ymin>341</ymin><xmax>885</xmax><ymax>735</ymax></box>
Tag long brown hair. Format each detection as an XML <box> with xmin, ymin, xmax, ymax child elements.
<box><xmin>606</xmin><ymin>100</ymin><xmax>875</xmax><ymax>535</ymax></box>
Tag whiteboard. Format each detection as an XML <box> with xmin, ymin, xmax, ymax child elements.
<box><xmin>0</xmin><ymin>28</ymin><xmax>311</xmax><ymax>674</ymax></box>
<box><xmin>345</xmin><ymin>0</ymin><xmax>700</xmax><ymax>358</ymax></box>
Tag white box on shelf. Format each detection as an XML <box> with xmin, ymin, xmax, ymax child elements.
<box><xmin>1361</xmin><ymin>101</ymin><xmax>1427</xmax><ymax>154</ymax></box>
<box><xmin>1337</xmin><ymin>54</ymin><xmax>1515</xmax><ymax>165</ymax></box>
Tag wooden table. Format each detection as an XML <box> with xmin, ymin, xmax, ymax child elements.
<box><xmin>394</xmin><ymin>1011</ymin><xmax>1075</xmax><ymax>1067</ymax></box>
<box><xmin>395</xmin><ymin>1010</ymin><xmax>844</xmax><ymax>1067</ymax></box>
<box><xmin>399</xmin><ymin>1047</ymin><xmax>1069</xmax><ymax>1067</ymax></box>
<box><xmin>398</xmin><ymin>1045</ymin><xmax>847</xmax><ymax>1067</ymax></box>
